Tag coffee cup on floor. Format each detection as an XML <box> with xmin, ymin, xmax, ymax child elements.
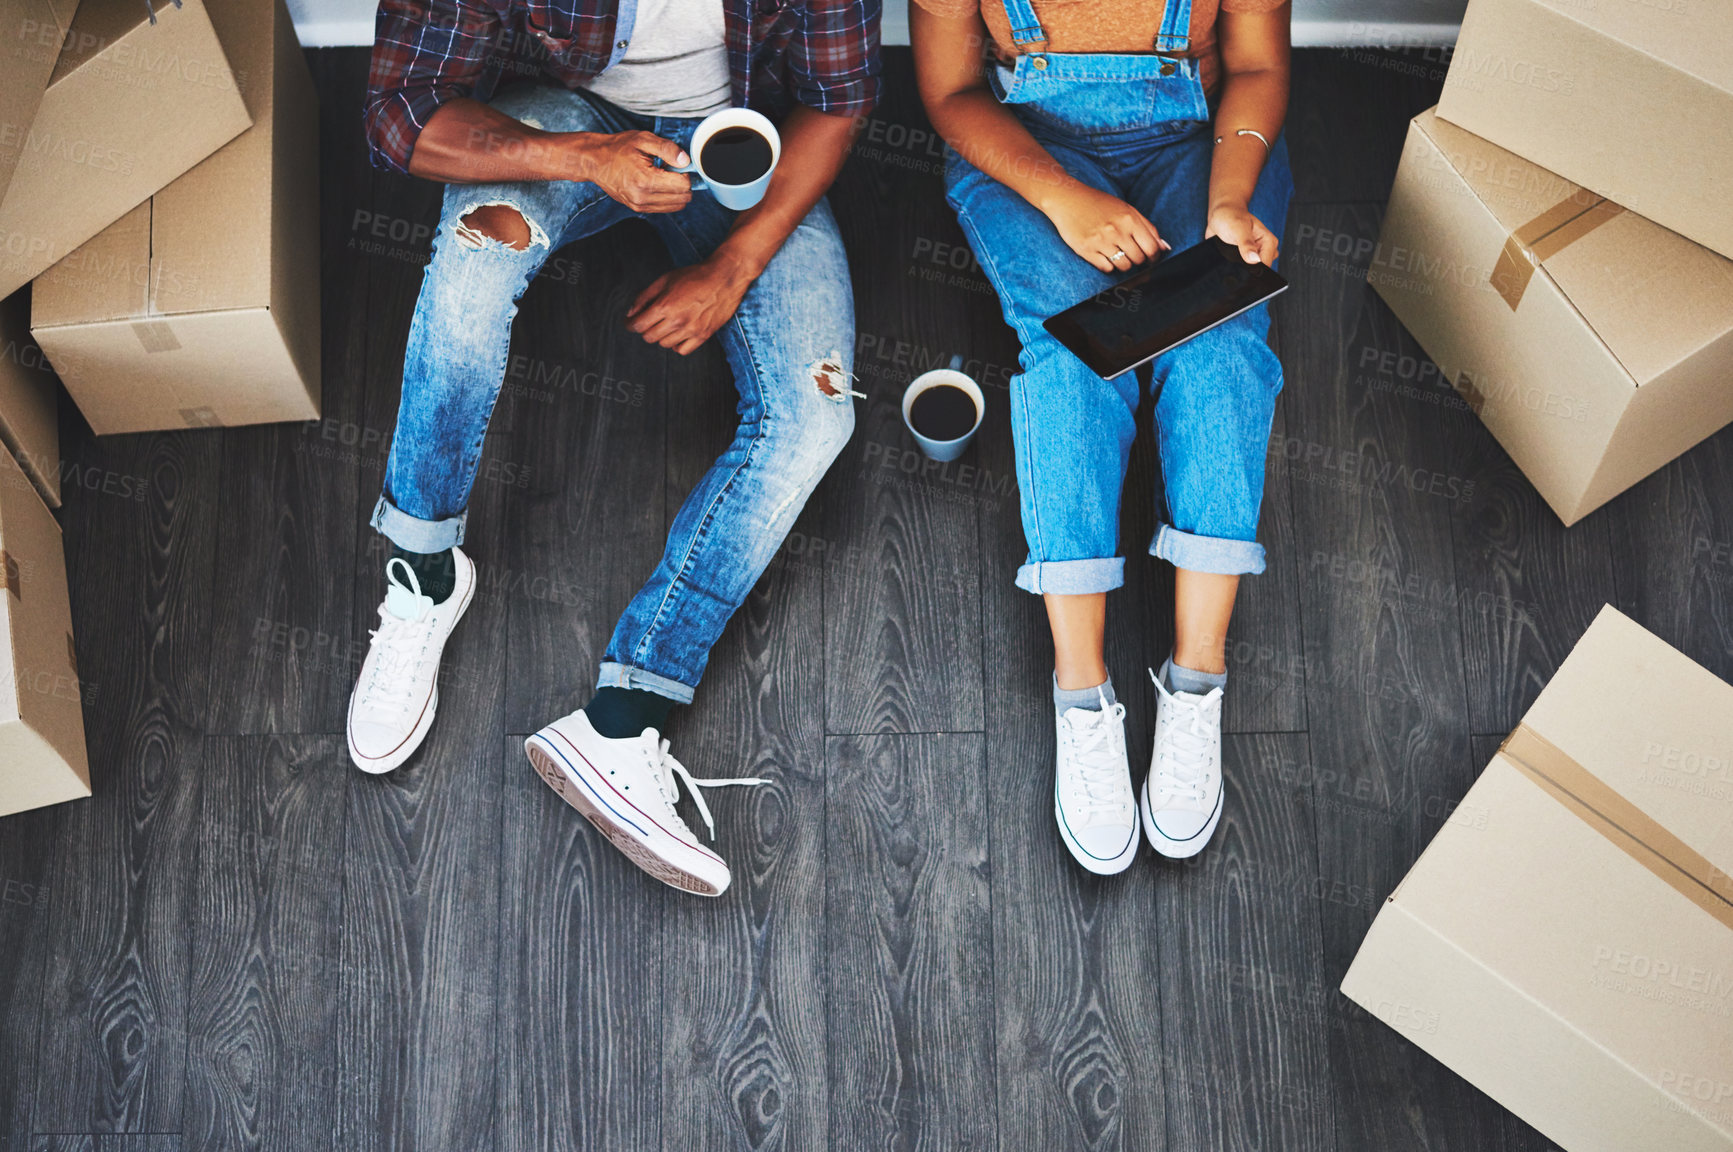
<box><xmin>902</xmin><ymin>355</ymin><xmax>985</xmax><ymax>462</ymax></box>
<box><xmin>672</xmin><ymin>108</ymin><xmax>781</xmax><ymax>211</ymax></box>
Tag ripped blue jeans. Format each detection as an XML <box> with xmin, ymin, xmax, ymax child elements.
<box><xmin>371</xmin><ymin>83</ymin><xmax>856</xmax><ymax>704</ymax></box>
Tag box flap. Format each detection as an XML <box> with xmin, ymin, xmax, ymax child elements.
<box><xmin>1513</xmin><ymin>605</ymin><xmax>1733</xmax><ymax>906</ymax></box>
<box><xmin>30</xmin><ymin>199</ymin><xmax>149</xmax><ymax>326</ymax></box>
<box><xmin>47</xmin><ymin>0</ymin><xmax>149</xmax><ymax>85</ymax></box>
<box><xmin>147</xmin><ymin>0</ymin><xmax>281</xmax><ymax>315</ymax></box>
<box><xmin>1527</xmin><ymin>0</ymin><xmax>1732</xmax><ymax>93</ymax></box>
<box><xmin>1414</xmin><ymin>109</ymin><xmax>1733</xmax><ymax>388</ymax></box>
<box><xmin>0</xmin><ymin>0</ymin><xmax>68</xmax><ymax>204</ymax></box>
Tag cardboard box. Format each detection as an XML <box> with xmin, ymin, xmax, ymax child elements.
<box><xmin>0</xmin><ymin>0</ymin><xmax>252</xmax><ymax>301</ymax></box>
<box><xmin>1342</xmin><ymin>606</ymin><xmax>1733</xmax><ymax>1152</ymax></box>
<box><xmin>0</xmin><ymin>436</ymin><xmax>88</xmax><ymax>818</ymax></box>
<box><xmin>1438</xmin><ymin>0</ymin><xmax>1733</xmax><ymax>260</ymax></box>
<box><xmin>0</xmin><ymin>287</ymin><xmax>59</xmax><ymax>505</ymax></box>
<box><xmin>30</xmin><ymin>0</ymin><xmax>320</xmax><ymax>435</ymax></box>
<box><xmin>1368</xmin><ymin>109</ymin><xmax>1733</xmax><ymax>526</ymax></box>
<box><xmin>0</xmin><ymin>0</ymin><xmax>78</xmax><ymax>208</ymax></box>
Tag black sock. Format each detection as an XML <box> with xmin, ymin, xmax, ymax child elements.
<box><xmin>388</xmin><ymin>544</ymin><xmax>456</xmax><ymax>603</ymax></box>
<box><xmin>584</xmin><ymin>686</ymin><xmax>675</xmax><ymax>739</ymax></box>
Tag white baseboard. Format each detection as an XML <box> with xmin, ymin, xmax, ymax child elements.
<box><xmin>291</xmin><ymin>12</ymin><xmax>1459</xmax><ymax>51</ymax></box>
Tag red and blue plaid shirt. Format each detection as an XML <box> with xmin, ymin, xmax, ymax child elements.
<box><xmin>365</xmin><ymin>0</ymin><xmax>882</xmax><ymax>173</ymax></box>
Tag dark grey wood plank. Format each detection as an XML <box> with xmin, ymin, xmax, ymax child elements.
<box><xmin>206</xmin><ymin>50</ymin><xmax>371</xmax><ymax>736</ymax></box>
<box><xmin>1288</xmin><ymin>48</ymin><xmax>1449</xmax><ymax>206</ymax></box>
<box><xmin>24</xmin><ymin>1138</ymin><xmax>181</xmax><ymax>1151</ymax></box>
<box><xmin>333</xmin><ymin>164</ymin><xmax>506</xmax><ymax>1152</ymax></box>
<box><xmin>824</xmin><ymin>733</ymin><xmax>994</xmax><ymax>1152</ymax></box>
<box><xmin>1605</xmin><ymin>424</ymin><xmax>1733</xmax><ymax>685</ymax></box>
<box><xmin>1277</xmin><ymin>201</ymin><xmax>1502</xmax><ymax>1152</ymax></box>
<box><xmin>655</xmin><ymin>304</ymin><xmax>829</xmax><ymax>1152</ymax></box>
<box><xmin>494</xmin><ymin>733</ymin><xmax>663</xmax><ymax>1152</ymax></box>
<box><xmin>182</xmin><ymin>736</ymin><xmax>347</xmax><ymax>1152</ymax></box>
<box><xmin>0</xmin><ymin>805</ymin><xmax>60</xmax><ymax>1152</ymax></box>
<box><xmin>1440</xmin><ymin>371</ymin><xmax>1618</xmax><ymax>734</ymax></box>
<box><xmin>499</xmin><ymin>220</ymin><xmax>671</xmax><ymax>734</ymax></box>
<box><xmin>1156</xmin><ymin>733</ymin><xmax>1335</xmax><ymax>1150</ymax></box>
<box><xmin>34</xmin><ymin>422</ymin><xmax>223</xmax><ymax>1135</ymax></box>
<box><xmin>822</xmin><ymin>50</ymin><xmax>986</xmax><ymax>736</ymax></box>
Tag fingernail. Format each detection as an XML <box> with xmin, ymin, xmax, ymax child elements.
<box><xmin>676</xmin><ymin>151</ymin><xmax>690</xmax><ymax>167</ymax></box>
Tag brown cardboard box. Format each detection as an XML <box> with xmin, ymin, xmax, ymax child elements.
<box><xmin>0</xmin><ymin>0</ymin><xmax>78</xmax><ymax>207</ymax></box>
<box><xmin>0</xmin><ymin>287</ymin><xmax>59</xmax><ymax>505</ymax></box>
<box><xmin>30</xmin><ymin>0</ymin><xmax>320</xmax><ymax>435</ymax></box>
<box><xmin>0</xmin><ymin>435</ymin><xmax>88</xmax><ymax>817</ymax></box>
<box><xmin>0</xmin><ymin>0</ymin><xmax>252</xmax><ymax>301</ymax></box>
<box><xmin>1341</xmin><ymin>606</ymin><xmax>1733</xmax><ymax>1152</ymax></box>
<box><xmin>1368</xmin><ymin>109</ymin><xmax>1733</xmax><ymax>526</ymax></box>
<box><xmin>1438</xmin><ymin>0</ymin><xmax>1733</xmax><ymax>260</ymax></box>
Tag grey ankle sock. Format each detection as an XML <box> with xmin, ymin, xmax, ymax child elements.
<box><xmin>1054</xmin><ymin>674</ymin><xmax>1116</xmax><ymax>718</ymax></box>
<box><xmin>1167</xmin><ymin>661</ymin><xmax>1227</xmax><ymax>696</ymax></box>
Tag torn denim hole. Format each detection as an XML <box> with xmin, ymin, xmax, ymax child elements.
<box><xmin>809</xmin><ymin>352</ymin><xmax>863</xmax><ymax>401</ymax></box>
<box><xmin>454</xmin><ymin>200</ymin><xmax>550</xmax><ymax>252</ymax></box>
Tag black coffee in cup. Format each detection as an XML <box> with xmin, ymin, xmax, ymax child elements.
<box><xmin>909</xmin><ymin>384</ymin><xmax>979</xmax><ymax>441</ymax></box>
<box><xmin>700</xmin><ymin>127</ymin><xmax>774</xmax><ymax>185</ymax></box>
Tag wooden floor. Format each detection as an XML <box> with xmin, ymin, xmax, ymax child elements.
<box><xmin>3</xmin><ymin>45</ymin><xmax>1729</xmax><ymax>1152</ymax></box>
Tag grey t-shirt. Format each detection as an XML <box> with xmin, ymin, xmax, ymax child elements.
<box><xmin>579</xmin><ymin>0</ymin><xmax>732</xmax><ymax>118</ymax></box>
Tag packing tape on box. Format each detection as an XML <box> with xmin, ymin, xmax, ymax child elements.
<box><xmin>1489</xmin><ymin>194</ymin><xmax>1626</xmax><ymax>311</ymax></box>
<box><xmin>1500</xmin><ymin>725</ymin><xmax>1733</xmax><ymax>930</ymax></box>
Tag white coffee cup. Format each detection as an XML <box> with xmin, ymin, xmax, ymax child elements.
<box><xmin>673</xmin><ymin>108</ymin><xmax>781</xmax><ymax>211</ymax></box>
<box><xmin>902</xmin><ymin>355</ymin><xmax>985</xmax><ymax>462</ymax></box>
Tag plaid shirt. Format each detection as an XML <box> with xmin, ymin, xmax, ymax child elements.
<box><xmin>365</xmin><ymin>0</ymin><xmax>882</xmax><ymax>173</ymax></box>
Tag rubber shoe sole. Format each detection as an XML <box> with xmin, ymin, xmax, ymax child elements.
<box><xmin>1140</xmin><ymin>774</ymin><xmax>1224</xmax><ymax>859</ymax></box>
<box><xmin>346</xmin><ymin>571</ymin><xmax>476</xmax><ymax>775</ymax></box>
<box><xmin>1053</xmin><ymin>794</ymin><xmax>1138</xmax><ymax>876</ymax></box>
<box><xmin>524</xmin><ymin>729</ymin><xmax>729</xmax><ymax>897</ymax></box>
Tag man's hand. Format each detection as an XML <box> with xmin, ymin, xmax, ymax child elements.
<box><xmin>573</xmin><ymin>131</ymin><xmax>694</xmax><ymax>214</ymax></box>
<box><xmin>626</xmin><ymin>254</ymin><xmax>754</xmax><ymax>355</ymax></box>
<box><xmin>1205</xmin><ymin>201</ymin><xmax>1279</xmax><ymax>264</ymax></box>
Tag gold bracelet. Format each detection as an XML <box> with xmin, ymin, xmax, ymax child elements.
<box><xmin>1213</xmin><ymin>127</ymin><xmax>1272</xmax><ymax>152</ymax></box>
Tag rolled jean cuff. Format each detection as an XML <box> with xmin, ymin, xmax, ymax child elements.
<box><xmin>596</xmin><ymin>662</ymin><xmax>696</xmax><ymax>705</ymax></box>
<box><xmin>371</xmin><ymin>496</ymin><xmax>467</xmax><ymax>554</ymax></box>
<box><xmin>1015</xmin><ymin>556</ymin><xmax>1125</xmax><ymax>595</ymax></box>
<box><xmin>1150</xmin><ymin>523</ymin><xmax>1265</xmax><ymax>576</ymax></box>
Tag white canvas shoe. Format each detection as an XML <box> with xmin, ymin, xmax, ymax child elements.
<box><xmin>1053</xmin><ymin>691</ymin><xmax>1139</xmax><ymax>875</ymax></box>
<box><xmin>524</xmin><ymin>709</ymin><xmax>765</xmax><ymax>897</ymax></box>
<box><xmin>346</xmin><ymin>548</ymin><xmax>475</xmax><ymax>774</ymax></box>
<box><xmin>1141</xmin><ymin>661</ymin><xmax>1225</xmax><ymax>858</ymax></box>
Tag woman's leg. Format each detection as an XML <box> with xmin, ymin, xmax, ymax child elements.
<box><xmin>947</xmin><ymin>143</ymin><xmax>1143</xmax><ymax>874</ymax></box>
<box><xmin>1047</xmin><ymin>593</ymin><xmax>1109</xmax><ymax>690</ymax></box>
<box><xmin>1173</xmin><ymin>570</ymin><xmax>1239</xmax><ymax>675</ymax></box>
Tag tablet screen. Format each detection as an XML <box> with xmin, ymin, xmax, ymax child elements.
<box><xmin>1043</xmin><ymin>237</ymin><xmax>1288</xmax><ymax>379</ymax></box>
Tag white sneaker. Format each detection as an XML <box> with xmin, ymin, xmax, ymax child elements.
<box><xmin>1141</xmin><ymin>660</ymin><xmax>1224</xmax><ymax>858</ymax></box>
<box><xmin>524</xmin><ymin>709</ymin><xmax>765</xmax><ymax>897</ymax></box>
<box><xmin>1053</xmin><ymin>690</ymin><xmax>1139</xmax><ymax>875</ymax></box>
<box><xmin>346</xmin><ymin>548</ymin><xmax>475</xmax><ymax>774</ymax></box>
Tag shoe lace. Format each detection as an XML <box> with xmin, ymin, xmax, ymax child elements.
<box><xmin>358</xmin><ymin>560</ymin><xmax>437</xmax><ymax>714</ymax></box>
<box><xmin>640</xmin><ymin>732</ymin><xmax>766</xmax><ymax>841</ymax></box>
<box><xmin>1151</xmin><ymin>668</ymin><xmax>1221</xmax><ymax>805</ymax></box>
<box><xmin>1064</xmin><ymin>697</ymin><xmax>1131</xmax><ymax>819</ymax></box>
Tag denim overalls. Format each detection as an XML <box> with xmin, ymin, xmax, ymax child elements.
<box><xmin>944</xmin><ymin>0</ymin><xmax>1294</xmax><ymax>592</ymax></box>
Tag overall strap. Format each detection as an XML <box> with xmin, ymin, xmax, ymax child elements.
<box><xmin>1153</xmin><ymin>0</ymin><xmax>1193</xmax><ymax>55</ymax></box>
<box><xmin>999</xmin><ymin>0</ymin><xmax>1048</xmax><ymax>47</ymax></box>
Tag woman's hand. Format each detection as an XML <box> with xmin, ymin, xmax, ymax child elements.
<box><xmin>1041</xmin><ymin>182</ymin><xmax>1169</xmax><ymax>273</ymax></box>
<box><xmin>1206</xmin><ymin>202</ymin><xmax>1280</xmax><ymax>265</ymax></box>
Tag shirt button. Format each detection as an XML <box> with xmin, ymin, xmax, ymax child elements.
<box><xmin>616</xmin><ymin>38</ymin><xmax>628</xmax><ymax>48</ymax></box>
<box><xmin>1032</xmin><ymin>56</ymin><xmax>1047</xmax><ymax>69</ymax></box>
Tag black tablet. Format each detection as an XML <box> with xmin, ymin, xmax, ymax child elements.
<box><xmin>1043</xmin><ymin>237</ymin><xmax>1288</xmax><ymax>379</ymax></box>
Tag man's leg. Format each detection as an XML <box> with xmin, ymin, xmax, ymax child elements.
<box><xmin>350</xmin><ymin>85</ymin><xmax>636</xmax><ymax>774</ymax></box>
<box><xmin>597</xmin><ymin>192</ymin><xmax>857</xmax><ymax>705</ymax></box>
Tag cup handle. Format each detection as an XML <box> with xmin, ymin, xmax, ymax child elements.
<box><xmin>669</xmin><ymin>162</ymin><xmax>707</xmax><ymax>192</ymax></box>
